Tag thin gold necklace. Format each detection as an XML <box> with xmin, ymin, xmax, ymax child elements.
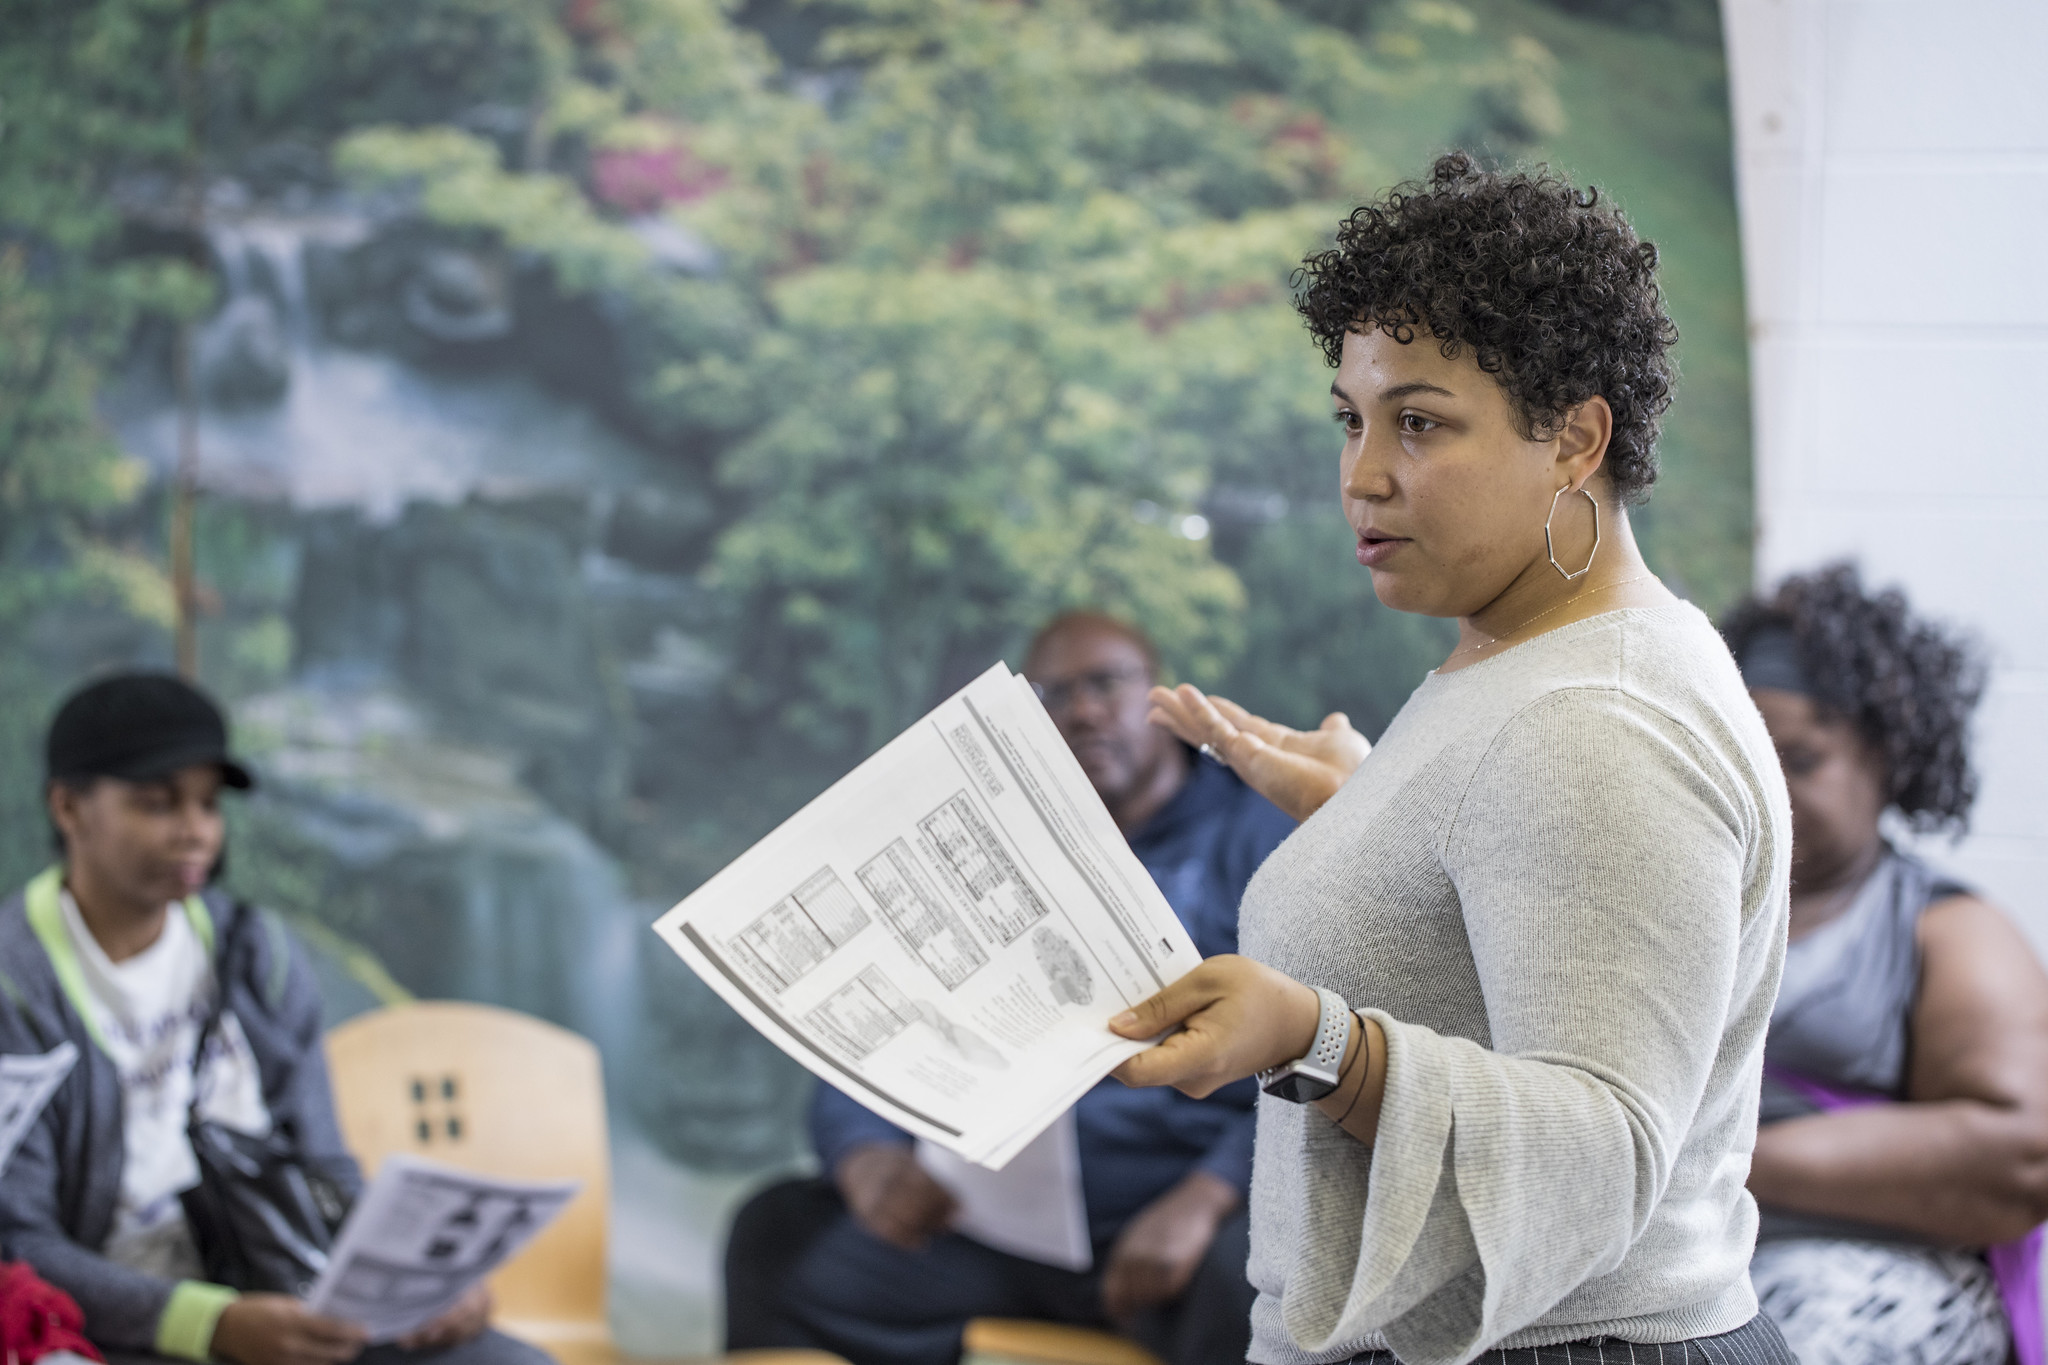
<box><xmin>1455</xmin><ymin>573</ymin><xmax>1658</xmax><ymax>662</ymax></box>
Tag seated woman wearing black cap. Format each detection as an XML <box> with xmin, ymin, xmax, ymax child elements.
<box><xmin>1725</xmin><ymin>566</ymin><xmax>2048</xmax><ymax>1365</ymax></box>
<box><xmin>0</xmin><ymin>673</ymin><xmax>552</xmax><ymax>1365</ymax></box>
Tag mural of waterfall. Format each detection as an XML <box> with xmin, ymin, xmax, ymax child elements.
<box><xmin>103</xmin><ymin>203</ymin><xmax>808</xmax><ymax>1158</ymax></box>
<box><xmin>83</xmin><ymin>205</ymin><xmax>812</xmax><ymax>1352</ymax></box>
<box><xmin>116</xmin><ymin>219</ymin><xmax>667</xmax><ymax>519</ymax></box>
<box><xmin>2</xmin><ymin>0</ymin><xmax>1749</xmax><ymax>1352</ymax></box>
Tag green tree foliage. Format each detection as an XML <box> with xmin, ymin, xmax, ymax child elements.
<box><xmin>340</xmin><ymin>0</ymin><xmax>1571</xmax><ymax>754</ymax></box>
<box><xmin>0</xmin><ymin>0</ymin><xmax>614</xmax><ymax>863</ymax></box>
<box><xmin>7</xmin><ymin>0</ymin><xmax>1747</xmax><ymax>826</ymax></box>
<box><xmin>0</xmin><ymin>1</ymin><xmax>213</xmax><ymax>888</ymax></box>
<box><xmin>0</xmin><ymin>1</ymin><xmax>202</xmax><ymax>630</ymax></box>
<box><xmin>205</xmin><ymin>0</ymin><xmax>561</xmax><ymax>145</ymax></box>
<box><xmin>0</xmin><ymin>0</ymin><xmax>554</xmax><ymax>890</ymax></box>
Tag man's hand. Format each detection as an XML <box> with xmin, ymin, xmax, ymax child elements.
<box><xmin>210</xmin><ymin>1294</ymin><xmax>367</xmax><ymax>1365</ymax></box>
<box><xmin>835</xmin><ymin>1141</ymin><xmax>958</xmax><ymax>1250</ymax></box>
<box><xmin>1110</xmin><ymin>955</ymin><xmax>1322</xmax><ymax>1098</ymax></box>
<box><xmin>1100</xmin><ymin>1171</ymin><xmax>1239</xmax><ymax>1323</ymax></box>
<box><xmin>397</xmin><ymin>1284</ymin><xmax>493</xmax><ymax>1353</ymax></box>
<box><xmin>1148</xmin><ymin>685</ymin><xmax>1367</xmax><ymax>822</ymax></box>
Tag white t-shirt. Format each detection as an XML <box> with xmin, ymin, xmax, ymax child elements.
<box><xmin>59</xmin><ymin>892</ymin><xmax>271</xmax><ymax>1280</ymax></box>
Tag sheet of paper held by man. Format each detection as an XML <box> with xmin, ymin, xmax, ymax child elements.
<box><xmin>0</xmin><ymin>1042</ymin><xmax>78</xmax><ymax>1174</ymax></box>
<box><xmin>916</xmin><ymin>1110</ymin><xmax>1090</xmax><ymax>1271</ymax></box>
<box><xmin>653</xmin><ymin>661</ymin><xmax>1202</xmax><ymax>1169</ymax></box>
<box><xmin>304</xmin><ymin>1154</ymin><xmax>577</xmax><ymax>1341</ymax></box>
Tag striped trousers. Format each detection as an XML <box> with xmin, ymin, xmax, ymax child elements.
<box><xmin>1343</xmin><ymin>1312</ymin><xmax>1797</xmax><ymax>1364</ymax></box>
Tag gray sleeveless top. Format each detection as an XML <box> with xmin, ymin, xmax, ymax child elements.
<box><xmin>1757</xmin><ymin>847</ymin><xmax>1969</xmax><ymax>1244</ymax></box>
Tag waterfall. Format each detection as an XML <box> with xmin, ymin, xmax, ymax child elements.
<box><xmin>112</xmin><ymin>214</ymin><xmax>659</xmax><ymax>523</ymax></box>
<box><xmin>242</xmin><ymin>220</ymin><xmax>319</xmax><ymax>350</ymax></box>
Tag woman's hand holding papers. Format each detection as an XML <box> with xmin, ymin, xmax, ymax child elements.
<box><xmin>1146</xmin><ymin>686</ymin><xmax>1368</xmax><ymax>822</ymax></box>
<box><xmin>211</xmin><ymin>1296</ymin><xmax>367</xmax><ymax>1365</ymax></box>
<box><xmin>1110</xmin><ymin>956</ymin><xmax>1389</xmax><ymax>1145</ymax></box>
<box><xmin>836</xmin><ymin>1141</ymin><xmax>958</xmax><ymax>1250</ymax></box>
<box><xmin>211</xmin><ymin>1285</ymin><xmax>491</xmax><ymax>1365</ymax></box>
<box><xmin>398</xmin><ymin>1285</ymin><xmax>494</xmax><ymax>1353</ymax></box>
<box><xmin>1109</xmin><ymin>956</ymin><xmax>1323</xmax><ymax>1098</ymax></box>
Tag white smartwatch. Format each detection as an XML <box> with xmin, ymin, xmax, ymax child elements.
<box><xmin>1257</xmin><ymin>986</ymin><xmax>1351</xmax><ymax>1103</ymax></box>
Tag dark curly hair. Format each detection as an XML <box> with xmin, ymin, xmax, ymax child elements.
<box><xmin>1292</xmin><ymin>153</ymin><xmax>1678</xmax><ymax>503</ymax></box>
<box><xmin>1722</xmin><ymin>562</ymin><xmax>1986</xmax><ymax>835</ymax></box>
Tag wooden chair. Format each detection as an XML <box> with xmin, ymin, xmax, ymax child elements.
<box><xmin>328</xmin><ymin>1002</ymin><xmax>846</xmax><ymax>1365</ymax></box>
<box><xmin>960</xmin><ymin>1319</ymin><xmax>1164</xmax><ymax>1365</ymax></box>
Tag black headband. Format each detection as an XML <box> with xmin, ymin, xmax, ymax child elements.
<box><xmin>1736</xmin><ymin>623</ymin><xmax>1814</xmax><ymax>698</ymax></box>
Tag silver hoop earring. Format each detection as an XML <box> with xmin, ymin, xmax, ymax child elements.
<box><xmin>1545</xmin><ymin>484</ymin><xmax>1600</xmax><ymax>582</ymax></box>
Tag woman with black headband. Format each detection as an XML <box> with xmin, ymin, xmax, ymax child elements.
<box><xmin>1724</xmin><ymin>564</ymin><xmax>2048</xmax><ymax>1365</ymax></box>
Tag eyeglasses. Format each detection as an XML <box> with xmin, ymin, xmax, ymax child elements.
<box><xmin>1030</xmin><ymin>668</ymin><xmax>1151</xmax><ymax>714</ymax></box>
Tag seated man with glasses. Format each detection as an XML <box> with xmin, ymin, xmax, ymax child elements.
<box><xmin>723</xmin><ymin>611</ymin><xmax>1297</xmax><ymax>1365</ymax></box>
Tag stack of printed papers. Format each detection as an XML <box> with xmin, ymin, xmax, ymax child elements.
<box><xmin>306</xmin><ymin>1154</ymin><xmax>577</xmax><ymax>1340</ymax></box>
<box><xmin>654</xmin><ymin>662</ymin><xmax>1201</xmax><ymax>1169</ymax></box>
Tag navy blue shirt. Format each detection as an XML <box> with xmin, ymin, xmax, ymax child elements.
<box><xmin>810</xmin><ymin>755</ymin><xmax>1296</xmax><ymax>1246</ymax></box>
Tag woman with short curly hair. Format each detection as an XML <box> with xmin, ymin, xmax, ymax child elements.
<box><xmin>1725</xmin><ymin>564</ymin><xmax>2048</xmax><ymax>1365</ymax></box>
<box><xmin>1105</xmin><ymin>153</ymin><xmax>1798</xmax><ymax>1362</ymax></box>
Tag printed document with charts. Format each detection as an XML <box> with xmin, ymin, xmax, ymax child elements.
<box><xmin>653</xmin><ymin>662</ymin><xmax>1201</xmax><ymax>1169</ymax></box>
<box><xmin>305</xmin><ymin>1154</ymin><xmax>576</xmax><ymax>1340</ymax></box>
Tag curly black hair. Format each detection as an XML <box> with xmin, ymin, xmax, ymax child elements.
<box><xmin>1293</xmin><ymin>152</ymin><xmax>1678</xmax><ymax>503</ymax></box>
<box><xmin>1722</xmin><ymin>562</ymin><xmax>1986</xmax><ymax>834</ymax></box>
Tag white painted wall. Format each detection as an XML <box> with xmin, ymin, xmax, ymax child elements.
<box><xmin>1721</xmin><ymin>0</ymin><xmax>2048</xmax><ymax>953</ymax></box>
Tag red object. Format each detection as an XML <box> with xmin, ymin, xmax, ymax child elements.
<box><xmin>0</xmin><ymin>1261</ymin><xmax>104</xmax><ymax>1364</ymax></box>
<box><xmin>590</xmin><ymin>144</ymin><xmax>729</xmax><ymax>215</ymax></box>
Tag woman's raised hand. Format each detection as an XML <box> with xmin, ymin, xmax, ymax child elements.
<box><xmin>1147</xmin><ymin>684</ymin><xmax>1369</xmax><ymax>822</ymax></box>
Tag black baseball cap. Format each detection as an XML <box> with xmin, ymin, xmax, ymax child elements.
<box><xmin>45</xmin><ymin>673</ymin><xmax>255</xmax><ymax>791</ymax></box>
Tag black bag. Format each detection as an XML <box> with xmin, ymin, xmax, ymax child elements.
<box><xmin>178</xmin><ymin>902</ymin><xmax>351</xmax><ymax>1295</ymax></box>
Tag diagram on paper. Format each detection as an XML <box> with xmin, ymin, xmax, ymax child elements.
<box><xmin>327</xmin><ymin>1186</ymin><xmax>536</xmax><ymax>1309</ymax></box>
<box><xmin>728</xmin><ymin>867</ymin><xmax>870</xmax><ymax>993</ymax></box>
<box><xmin>804</xmin><ymin>966</ymin><xmax>919</xmax><ymax>1060</ymax></box>
<box><xmin>919</xmin><ymin>794</ymin><xmax>1049</xmax><ymax>945</ymax></box>
<box><xmin>859</xmin><ymin>839</ymin><xmax>989</xmax><ymax>990</ymax></box>
<box><xmin>1031</xmin><ymin>928</ymin><xmax>1094</xmax><ymax>1006</ymax></box>
<box><xmin>804</xmin><ymin>965</ymin><xmax>1006</xmax><ymax>1070</ymax></box>
<box><xmin>306</xmin><ymin>1156</ymin><xmax>575</xmax><ymax>1341</ymax></box>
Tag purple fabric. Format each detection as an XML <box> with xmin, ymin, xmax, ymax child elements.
<box><xmin>1764</xmin><ymin>1064</ymin><xmax>2043</xmax><ymax>1365</ymax></box>
<box><xmin>1992</xmin><ymin>1237</ymin><xmax>2045</xmax><ymax>1365</ymax></box>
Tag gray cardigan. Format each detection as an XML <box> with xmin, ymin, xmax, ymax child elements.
<box><xmin>0</xmin><ymin>873</ymin><xmax>362</xmax><ymax>1358</ymax></box>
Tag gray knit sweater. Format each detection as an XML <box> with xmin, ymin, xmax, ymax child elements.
<box><xmin>1241</xmin><ymin>604</ymin><xmax>1791</xmax><ymax>1365</ymax></box>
